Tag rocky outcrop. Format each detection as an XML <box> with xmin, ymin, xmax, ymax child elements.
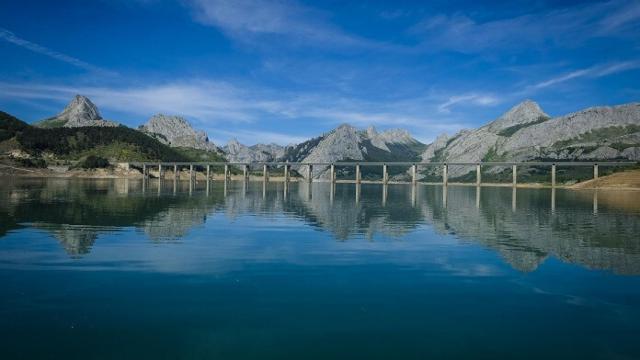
<box><xmin>139</xmin><ymin>114</ymin><xmax>217</xmax><ymax>151</ymax></box>
<box><xmin>36</xmin><ymin>95</ymin><xmax>119</xmax><ymax>128</ymax></box>
<box><xmin>222</xmin><ymin>139</ymin><xmax>284</xmax><ymax>163</ymax></box>
<box><xmin>422</xmin><ymin>101</ymin><xmax>640</xmax><ymax>177</ymax></box>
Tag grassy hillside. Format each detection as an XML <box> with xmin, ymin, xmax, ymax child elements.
<box><xmin>0</xmin><ymin>111</ymin><xmax>225</xmax><ymax>163</ymax></box>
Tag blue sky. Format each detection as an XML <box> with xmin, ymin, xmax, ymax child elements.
<box><xmin>1</xmin><ymin>0</ymin><xmax>639</xmax><ymax>145</ymax></box>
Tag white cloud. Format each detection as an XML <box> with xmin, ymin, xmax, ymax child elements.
<box><xmin>0</xmin><ymin>28</ymin><xmax>116</xmax><ymax>76</ymax></box>
<box><xmin>412</xmin><ymin>0</ymin><xmax>640</xmax><ymax>53</ymax></box>
<box><xmin>527</xmin><ymin>61</ymin><xmax>640</xmax><ymax>91</ymax></box>
<box><xmin>437</xmin><ymin>94</ymin><xmax>500</xmax><ymax>114</ymax></box>
<box><xmin>187</xmin><ymin>0</ymin><xmax>370</xmax><ymax>47</ymax></box>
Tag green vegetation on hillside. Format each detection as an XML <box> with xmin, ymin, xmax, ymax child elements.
<box><xmin>34</xmin><ymin>117</ymin><xmax>68</xmax><ymax>128</ymax></box>
<box><xmin>0</xmin><ymin>111</ymin><xmax>29</xmax><ymax>142</ymax></box>
<box><xmin>497</xmin><ymin>116</ymin><xmax>550</xmax><ymax>137</ymax></box>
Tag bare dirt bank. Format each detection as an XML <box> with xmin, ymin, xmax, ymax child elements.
<box><xmin>570</xmin><ymin>169</ymin><xmax>640</xmax><ymax>190</ymax></box>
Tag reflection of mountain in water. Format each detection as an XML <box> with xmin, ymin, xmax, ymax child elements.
<box><xmin>1</xmin><ymin>178</ymin><xmax>640</xmax><ymax>274</ymax></box>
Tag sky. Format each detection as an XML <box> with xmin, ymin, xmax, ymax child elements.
<box><xmin>1</xmin><ymin>0</ymin><xmax>639</xmax><ymax>145</ymax></box>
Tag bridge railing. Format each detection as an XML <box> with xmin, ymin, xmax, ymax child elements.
<box><xmin>130</xmin><ymin>160</ymin><xmax>638</xmax><ymax>187</ymax></box>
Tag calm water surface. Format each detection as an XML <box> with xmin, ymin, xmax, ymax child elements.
<box><xmin>1</xmin><ymin>178</ymin><xmax>640</xmax><ymax>359</ymax></box>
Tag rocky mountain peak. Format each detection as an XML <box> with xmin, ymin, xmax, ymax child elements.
<box><xmin>366</xmin><ymin>125</ymin><xmax>378</xmax><ymax>138</ymax></box>
<box><xmin>62</xmin><ymin>95</ymin><xmax>102</xmax><ymax>121</ymax></box>
<box><xmin>487</xmin><ymin>99</ymin><xmax>549</xmax><ymax>133</ymax></box>
<box><xmin>37</xmin><ymin>95</ymin><xmax>119</xmax><ymax>128</ymax></box>
<box><xmin>140</xmin><ymin>114</ymin><xmax>216</xmax><ymax>151</ymax></box>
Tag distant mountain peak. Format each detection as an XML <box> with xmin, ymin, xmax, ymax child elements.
<box><xmin>487</xmin><ymin>99</ymin><xmax>549</xmax><ymax>133</ymax></box>
<box><xmin>35</xmin><ymin>95</ymin><xmax>118</xmax><ymax>128</ymax></box>
<box><xmin>140</xmin><ymin>114</ymin><xmax>216</xmax><ymax>151</ymax></box>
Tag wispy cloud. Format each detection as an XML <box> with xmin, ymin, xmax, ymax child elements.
<box><xmin>0</xmin><ymin>80</ymin><xmax>472</xmax><ymax>144</ymax></box>
<box><xmin>0</xmin><ymin>28</ymin><xmax>116</xmax><ymax>76</ymax></box>
<box><xmin>527</xmin><ymin>61</ymin><xmax>640</xmax><ymax>91</ymax></box>
<box><xmin>186</xmin><ymin>0</ymin><xmax>373</xmax><ymax>48</ymax></box>
<box><xmin>411</xmin><ymin>0</ymin><xmax>640</xmax><ymax>53</ymax></box>
<box><xmin>438</xmin><ymin>94</ymin><xmax>500</xmax><ymax>114</ymax></box>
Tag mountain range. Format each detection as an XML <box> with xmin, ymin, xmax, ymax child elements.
<box><xmin>1</xmin><ymin>95</ymin><xmax>639</xmax><ymax>176</ymax></box>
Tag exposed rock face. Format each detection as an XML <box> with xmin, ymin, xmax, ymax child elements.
<box><xmin>140</xmin><ymin>114</ymin><xmax>217</xmax><ymax>151</ymax></box>
<box><xmin>420</xmin><ymin>133</ymin><xmax>449</xmax><ymax>161</ymax></box>
<box><xmin>223</xmin><ymin>139</ymin><xmax>284</xmax><ymax>163</ymax></box>
<box><xmin>37</xmin><ymin>95</ymin><xmax>119</xmax><ymax>128</ymax></box>
<box><xmin>422</xmin><ymin>101</ymin><xmax>640</xmax><ymax>177</ymax></box>
<box><xmin>486</xmin><ymin>99</ymin><xmax>549</xmax><ymax>133</ymax></box>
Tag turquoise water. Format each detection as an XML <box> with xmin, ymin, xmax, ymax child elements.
<box><xmin>1</xmin><ymin>178</ymin><xmax>640</xmax><ymax>359</ymax></box>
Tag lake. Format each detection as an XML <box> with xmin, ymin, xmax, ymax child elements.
<box><xmin>1</xmin><ymin>178</ymin><xmax>640</xmax><ymax>359</ymax></box>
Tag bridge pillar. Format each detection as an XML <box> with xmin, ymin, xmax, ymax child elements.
<box><xmin>512</xmin><ymin>165</ymin><xmax>517</xmax><ymax>186</ymax></box>
<box><xmin>284</xmin><ymin>164</ymin><xmax>289</xmax><ymax>183</ymax></box>
<box><xmin>442</xmin><ymin>164</ymin><xmax>448</xmax><ymax>186</ymax></box>
<box><xmin>412</xmin><ymin>164</ymin><xmax>417</xmax><ymax>185</ymax></box>
<box><xmin>356</xmin><ymin>164</ymin><xmax>361</xmax><ymax>184</ymax></box>
<box><xmin>476</xmin><ymin>164</ymin><xmax>481</xmax><ymax>186</ymax></box>
<box><xmin>308</xmin><ymin>164</ymin><xmax>313</xmax><ymax>183</ymax></box>
<box><xmin>224</xmin><ymin>164</ymin><xmax>229</xmax><ymax>180</ymax></box>
<box><xmin>263</xmin><ymin>164</ymin><xmax>269</xmax><ymax>182</ymax></box>
<box><xmin>551</xmin><ymin>164</ymin><xmax>556</xmax><ymax>187</ymax></box>
<box><xmin>189</xmin><ymin>164</ymin><xmax>194</xmax><ymax>182</ymax></box>
<box><xmin>383</xmin><ymin>164</ymin><xmax>388</xmax><ymax>184</ymax></box>
<box><xmin>142</xmin><ymin>164</ymin><xmax>147</xmax><ymax>179</ymax></box>
<box><xmin>594</xmin><ymin>164</ymin><xmax>599</xmax><ymax>180</ymax></box>
<box><xmin>206</xmin><ymin>165</ymin><xmax>211</xmax><ymax>180</ymax></box>
<box><xmin>330</xmin><ymin>164</ymin><xmax>336</xmax><ymax>183</ymax></box>
<box><xmin>174</xmin><ymin>164</ymin><xmax>179</xmax><ymax>180</ymax></box>
<box><xmin>244</xmin><ymin>164</ymin><xmax>249</xmax><ymax>180</ymax></box>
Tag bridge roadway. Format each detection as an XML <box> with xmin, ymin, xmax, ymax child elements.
<box><xmin>130</xmin><ymin>161</ymin><xmax>638</xmax><ymax>187</ymax></box>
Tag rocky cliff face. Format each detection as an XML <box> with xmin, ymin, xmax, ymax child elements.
<box><xmin>140</xmin><ymin>114</ymin><xmax>217</xmax><ymax>151</ymax></box>
<box><xmin>36</xmin><ymin>95</ymin><xmax>119</xmax><ymax>128</ymax></box>
<box><xmin>222</xmin><ymin>139</ymin><xmax>285</xmax><ymax>163</ymax></box>
<box><xmin>422</xmin><ymin>101</ymin><xmax>640</xmax><ymax>178</ymax></box>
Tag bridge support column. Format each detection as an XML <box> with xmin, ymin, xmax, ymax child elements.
<box><xmin>412</xmin><ymin>164</ymin><xmax>417</xmax><ymax>185</ymax></box>
<box><xmin>244</xmin><ymin>164</ymin><xmax>249</xmax><ymax>181</ymax></box>
<box><xmin>159</xmin><ymin>164</ymin><xmax>164</xmax><ymax>179</ymax></box>
<box><xmin>512</xmin><ymin>165</ymin><xmax>517</xmax><ymax>187</ymax></box>
<box><xmin>224</xmin><ymin>164</ymin><xmax>229</xmax><ymax>180</ymax></box>
<box><xmin>476</xmin><ymin>164</ymin><xmax>481</xmax><ymax>186</ymax></box>
<box><xmin>174</xmin><ymin>164</ymin><xmax>179</xmax><ymax>180</ymax></box>
<box><xmin>383</xmin><ymin>164</ymin><xmax>388</xmax><ymax>184</ymax></box>
<box><xmin>284</xmin><ymin>164</ymin><xmax>289</xmax><ymax>183</ymax></box>
<box><xmin>263</xmin><ymin>164</ymin><xmax>269</xmax><ymax>182</ymax></box>
<box><xmin>190</xmin><ymin>164</ymin><xmax>194</xmax><ymax>181</ymax></box>
<box><xmin>142</xmin><ymin>164</ymin><xmax>147</xmax><ymax>179</ymax></box>
<box><xmin>330</xmin><ymin>164</ymin><xmax>336</xmax><ymax>183</ymax></box>
<box><xmin>594</xmin><ymin>164</ymin><xmax>599</xmax><ymax>180</ymax></box>
<box><xmin>308</xmin><ymin>164</ymin><xmax>313</xmax><ymax>183</ymax></box>
<box><xmin>443</xmin><ymin>164</ymin><xmax>448</xmax><ymax>186</ymax></box>
<box><xmin>206</xmin><ymin>165</ymin><xmax>211</xmax><ymax>180</ymax></box>
<box><xmin>356</xmin><ymin>164</ymin><xmax>361</xmax><ymax>184</ymax></box>
<box><xmin>551</xmin><ymin>164</ymin><xmax>556</xmax><ymax>187</ymax></box>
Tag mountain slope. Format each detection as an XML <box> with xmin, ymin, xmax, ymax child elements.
<box><xmin>422</xmin><ymin>101</ymin><xmax>640</xmax><ymax>178</ymax></box>
<box><xmin>282</xmin><ymin>124</ymin><xmax>425</xmax><ymax>179</ymax></box>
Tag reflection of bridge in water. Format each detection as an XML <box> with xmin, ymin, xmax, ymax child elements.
<box><xmin>133</xmin><ymin>161</ymin><xmax>638</xmax><ymax>187</ymax></box>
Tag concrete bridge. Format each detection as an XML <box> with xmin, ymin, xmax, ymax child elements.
<box><xmin>130</xmin><ymin>161</ymin><xmax>638</xmax><ymax>187</ymax></box>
